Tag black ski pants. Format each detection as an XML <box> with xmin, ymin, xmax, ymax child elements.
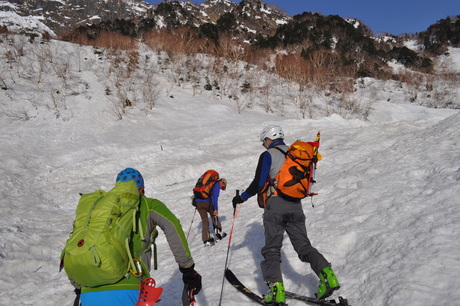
<box><xmin>261</xmin><ymin>195</ymin><xmax>330</xmax><ymax>283</ymax></box>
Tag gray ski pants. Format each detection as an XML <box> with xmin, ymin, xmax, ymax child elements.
<box><xmin>260</xmin><ymin>195</ymin><xmax>330</xmax><ymax>283</ymax></box>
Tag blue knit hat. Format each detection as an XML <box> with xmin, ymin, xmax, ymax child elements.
<box><xmin>116</xmin><ymin>168</ymin><xmax>144</xmax><ymax>188</ymax></box>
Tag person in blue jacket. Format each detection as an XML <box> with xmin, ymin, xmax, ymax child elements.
<box><xmin>232</xmin><ymin>125</ymin><xmax>340</xmax><ymax>305</ymax></box>
<box><xmin>195</xmin><ymin>178</ymin><xmax>227</xmax><ymax>246</ymax></box>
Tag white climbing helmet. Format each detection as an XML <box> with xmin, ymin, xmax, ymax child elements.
<box><xmin>260</xmin><ymin>125</ymin><xmax>284</xmax><ymax>142</ymax></box>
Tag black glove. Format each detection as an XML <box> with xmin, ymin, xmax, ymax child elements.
<box><xmin>232</xmin><ymin>195</ymin><xmax>245</xmax><ymax>208</ymax></box>
<box><xmin>180</xmin><ymin>264</ymin><xmax>202</xmax><ymax>295</ymax></box>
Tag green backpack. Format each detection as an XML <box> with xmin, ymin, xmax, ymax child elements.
<box><xmin>60</xmin><ymin>180</ymin><xmax>144</xmax><ymax>288</ymax></box>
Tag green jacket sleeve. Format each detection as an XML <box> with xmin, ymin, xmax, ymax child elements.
<box><xmin>142</xmin><ymin>196</ymin><xmax>194</xmax><ymax>270</ymax></box>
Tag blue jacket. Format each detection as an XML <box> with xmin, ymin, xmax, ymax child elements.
<box><xmin>195</xmin><ymin>180</ymin><xmax>222</xmax><ymax>211</ymax></box>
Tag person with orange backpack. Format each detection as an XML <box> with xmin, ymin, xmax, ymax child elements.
<box><xmin>192</xmin><ymin>170</ymin><xmax>228</xmax><ymax>246</ymax></box>
<box><xmin>232</xmin><ymin>125</ymin><xmax>340</xmax><ymax>305</ymax></box>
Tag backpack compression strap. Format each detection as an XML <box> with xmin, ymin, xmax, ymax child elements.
<box><xmin>128</xmin><ymin>194</ymin><xmax>144</xmax><ymax>278</ymax></box>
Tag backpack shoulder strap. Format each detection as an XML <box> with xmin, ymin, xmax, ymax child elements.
<box><xmin>273</xmin><ymin>146</ymin><xmax>287</xmax><ymax>155</ymax></box>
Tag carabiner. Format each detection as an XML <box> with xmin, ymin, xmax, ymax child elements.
<box><xmin>130</xmin><ymin>258</ymin><xmax>143</xmax><ymax>278</ymax></box>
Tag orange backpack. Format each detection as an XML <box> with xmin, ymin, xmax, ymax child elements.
<box><xmin>274</xmin><ymin>139</ymin><xmax>320</xmax><ymax>201</ymax></box>
<box><xmin>193</xmin><ymin>170</ymin><xmax>220</xmax><ymax>199</ymax></box>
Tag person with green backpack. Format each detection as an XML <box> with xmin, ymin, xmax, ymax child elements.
<box><xmin>60</xmin><ymin>168</ymin><xmax>202</xmax><ymax>305</ymax></box>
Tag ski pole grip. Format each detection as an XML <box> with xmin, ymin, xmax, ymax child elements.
<box><xmin>233</xmin><ymin>190</ymin><xmax>240</xmax><ymax>215</ymax></box>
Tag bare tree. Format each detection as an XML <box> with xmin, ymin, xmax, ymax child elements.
<box><xmin>296</xmin><ymin>83</ymin><xmax>316</xmax><ymax>119</ymax></box>
<box><xmin>139</xmin><ymin>59</ymin><xmax>162</xmax><ymax>113</ymax></box>
<box><xmin>259</xmin><ymin>83</ymin><xmax>273</xmax><ymax>113</ymax></box>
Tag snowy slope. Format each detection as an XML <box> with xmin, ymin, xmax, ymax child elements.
<box><xmin>0</xmin><ymin>36</ymin><xmax>459</xmax><ymax>306</ymax></box>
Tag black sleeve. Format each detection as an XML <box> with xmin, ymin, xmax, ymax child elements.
<box><xmin>243</xmin><ymin>152</ymin><xmax>266</xmax><ymax>197</ymax></box>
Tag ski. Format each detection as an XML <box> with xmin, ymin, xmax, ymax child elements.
<box><xmin>285</xmin><ymin>291</ymin><xmax>349</xmax><ymax>306</ymax></box>
<box><xmin>224</xmin><ymin>268</ymin><xmax>264</xmax><ymax>305</ymax></box>
<box><xmin>225</xmin><ymin>268</ymin><xmax>349</xmax><ymax>306</ymax></box>
<box><xmin>205</xmin><ymin>232</ymin><xmax>227</xmax><ymax>247</ymax></box>
<box><xmin>216</xmin><ymin>232</ymin><xmax>227</xmax><ymax>242</ymax></box>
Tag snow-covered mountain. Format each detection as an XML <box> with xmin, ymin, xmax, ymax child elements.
<box><xmin>201</xmin><ymin>0</ymin><xmax>237</xmax><ymax>22</ymax></box>
<box><xmin>0</xmin><ymin>1</ymin><xmax>56</xmax><ymax>37</ymax></box>
<box><xmin>0</xmin><ymin>0</ymin><xmax>290</xmax><ymax>40</ymax></box>
<box><xmin>0</xmin><ymin>0</ymin><xmax>151</xmax><ymax>36</ymax></box>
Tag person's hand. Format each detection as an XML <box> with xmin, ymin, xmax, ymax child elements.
<box><xmin>232</xmin><ymin>195</ymin><xmax>244</xmax><ymax>208</ymax></box>
<box><xmin>180</xmin><ymin>264</ymin><xmax>202</xmax><ymax>295</ymax></box>
<box><xmin>213</xmin><ymin>210</ymin><xmax>218</xmax><ymax>216</ymax></box>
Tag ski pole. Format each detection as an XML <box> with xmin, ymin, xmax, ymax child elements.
<box><xmin>186</xmin><ymin>207</ymin><xmax>197</xmax><ymax>240</ymax></box>
<box><xmin>309</xmin><ymin>131</ymin><xmax>321</xmax><ymax>207</ymax></box>
<box><xmin>182</xmin><ymin>286</ymin><xmax>196</xmax><ymax>306</ymax></box>
<box><xmin>218</xmin><ymin>190</ymin><xmax>241</xmax><ymax>306</ymax></box>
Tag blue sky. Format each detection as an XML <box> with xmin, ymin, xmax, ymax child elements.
<box><xmin>145</xmin><ymin>0</ymin><xmax>460</xmax><ymax>35</ymax></box>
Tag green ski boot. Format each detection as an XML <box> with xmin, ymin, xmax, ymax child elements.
<box><xmin>263</xmin><ymin>281</ymin><xmax>286</xmax><ymax>305</ymax></box>
<box><xmin>317</xmin><ymin>267</ymin><xmax>340</xmax><ymax>300</ymax></box>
